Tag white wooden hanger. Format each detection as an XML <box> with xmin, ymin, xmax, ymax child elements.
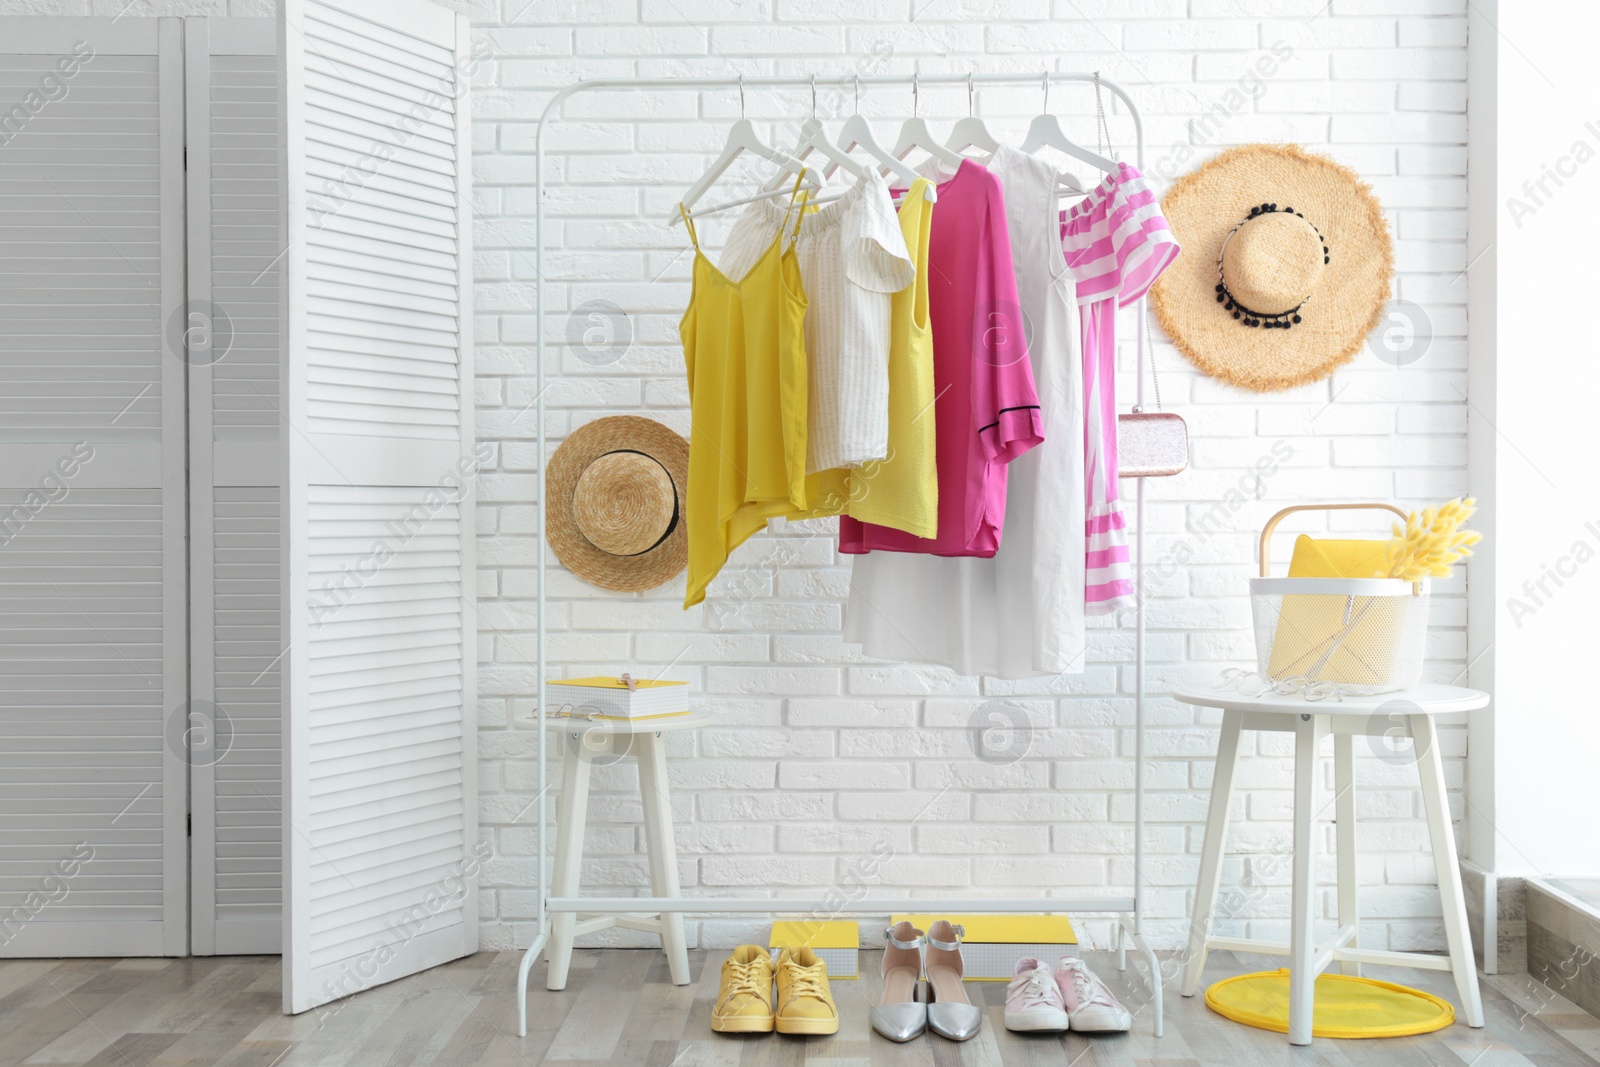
<box><xmin>668</xmin><ymin>75</ymin><xmax>820</xmax><ymax>226</ymax></box>
<box><xmin>890</xmin><ymin>73</ymin><xmax>965</xmax><ymax>171</ymax></box>
<box><xmin>759</xmin><ymin>76</ymin><xmax>867</xmax><ymax>196</ymax></box>
<box><xmin>944</xmin><ymin>74</ymin><xmax>999</xmax><ymax>157</ymax></box>
<box><xmin>1020</xmin><ymin>70</ymin><xmax>1114</xmax><ymax>180</ymax></box>
<box><xmin>829</xmin><ymin>74</ymin><xmax>931</xmax><ymax>200</ymax></box>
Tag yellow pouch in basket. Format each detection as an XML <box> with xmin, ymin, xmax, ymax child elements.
<box><xmin>1284</xmin><ymin>536</ymin><xmax>1389</xmax><ymax>580</ymax></box>
<box><xmin>1267</xmin><ymin>536</ymin><xmax>1403</xmax><ymax>685</ymax></box>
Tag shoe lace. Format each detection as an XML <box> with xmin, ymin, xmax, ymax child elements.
<box><xmin>1061</xmin><ymin>960</ymin><xmax>1117</xmax><ymax>1009</ymax></box>
<box><xmin>781</xmin><ymin>960</ymin><xmax>829</xmax><ymax>1003</ymax></box>
<box><xmin>1011</xmin><ymin>967</ymin><xmax>1058</xmax><ymax>1010</ymax></box>
<box><xmin>720</xmin><ymin>960</ymin><xmax>767</xmax><ymax>1007</ymax></box>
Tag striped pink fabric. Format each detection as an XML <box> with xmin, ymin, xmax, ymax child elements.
<box><xmin>1060</xmin><ymin>163</ymin><xmax>1179</xmax><ymax>614</ymax></box>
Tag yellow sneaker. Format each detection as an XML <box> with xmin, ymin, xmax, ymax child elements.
<box><xmin>775</xmin><ymin>947</ymin><xmax>840</xmax><ymax>1035</ymax></box>
<box><xmin>712</xmin><ymin>945</ymin><xmax>775</xmax><ymax>1033</ymax></box>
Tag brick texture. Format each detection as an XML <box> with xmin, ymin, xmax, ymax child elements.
<box><xmin>470</xmin><ymin>0</ymin><xmax>1471</xmax><ymax>955</ymax></box>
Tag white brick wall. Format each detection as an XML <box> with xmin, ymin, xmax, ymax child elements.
<box><xmin>14</xmin><ymin>0</ymin><xmax>1472</xmax><ymax>957</ymax></box>
<box><xmin>468</xmin><ymin>0</ymin><xmax>1473</xmax><ymax>957</ymax></box>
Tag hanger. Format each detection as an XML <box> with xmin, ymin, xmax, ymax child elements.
<box><xmin>1019</xmin><ymin>70</ymin><xmax>1115</xmax><ymax>177</ymax></box>
<box><xmin>944</xmin><ymin>74</ymin><xmax>999</xmax><ymax>157</ymax></box>
<box><xmin>830</xmin><ymin>74</ymin><xmax>934</xmax><ymax>201</ymax></box>
<box><xmin>668</xmin><ymin>75</ymin><xmax>820</xmax><ymax>226</ymax></box>
<box><xmin>890</xmin><ymin>73</ymin><xmax>965</xmax><ymax>171</ymax></box>
<box><xmin>760</xmin><ymin>76</ymin><xmax>867</xmax><ymax>196</ymax></box>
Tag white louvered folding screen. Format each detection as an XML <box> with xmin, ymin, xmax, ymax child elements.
<box><xmin>278</xmin><ymin>0</ymin><xmax>477</xmax><ymax>1014</ymax></box>
<box><xmin>187</xmin><ymin>16</ymin><xmax>283</xmax><ymax>957</ymax></box>
<box><xmin>0</xmin><ymin>18</ymin><xmax>188</xmax><ymax>958</ymax></box>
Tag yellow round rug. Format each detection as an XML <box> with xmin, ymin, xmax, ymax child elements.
<box><xmin>1205</xmin><ymin>969</ymin><xmax>1454</xmax><ymax>1039</ymax></box>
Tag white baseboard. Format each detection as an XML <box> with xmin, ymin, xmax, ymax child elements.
<box><xmin>1461</xmin><ymin>859</ymin><xmax>1527</xmax><ymax>974</ymax></box>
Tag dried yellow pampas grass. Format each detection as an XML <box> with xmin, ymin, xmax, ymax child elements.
<box><xmin>1385</xmin><ymin>497</ymin><xmax>1482</xmax><ymax>581</ymax></box>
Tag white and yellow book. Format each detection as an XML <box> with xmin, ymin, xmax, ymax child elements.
<box><xmin>547</xmin><ymin>675</ymin><xmax>688</xmax><ymax>720</ymax></box>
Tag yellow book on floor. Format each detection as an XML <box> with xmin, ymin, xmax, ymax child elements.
<box><xmin>890</xmin><ymin>914</ymin><xmax>1077</xmax><ymax>980</ymax></box>
<box><xmin>769</xmin><ymin>921</ymin><xmax>858</xmax><ymax>978</ymax></box>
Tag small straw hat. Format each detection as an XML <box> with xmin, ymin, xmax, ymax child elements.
<box><xmin>546</xmin><ymin>416</ymin><xmax>689</xmax><ymax>592</ymax></box>
<box><xmin>1151</xmin><ymin>144</ymin><xmax>1394</xmax><ymax>393</ymax></box>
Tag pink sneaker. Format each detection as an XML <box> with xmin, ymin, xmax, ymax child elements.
<box><xmin>1054</xmin><ymin>957</ymin><xmax>1132</xmax><ymax>1032</ymax></box>
<box><xmin>1004</xmin><ymin>957</ymin><xmax>1069</xmax><ymax>1032</ymax></box>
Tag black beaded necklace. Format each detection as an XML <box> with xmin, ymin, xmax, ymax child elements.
<box><xmin>1214</xmin><ymin>202</ymin><xmax>1330</xmax><ymax>330</ymax></box>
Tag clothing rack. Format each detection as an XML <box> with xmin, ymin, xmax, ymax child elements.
<box><xmin>516</xmin><ymin>71</ymin><xmax>1164</xmax><ymax>1037</ymax></box>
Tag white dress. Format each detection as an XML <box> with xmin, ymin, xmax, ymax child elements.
<box><xmin>843</xmin><ymin>147</ymin><xmax>1086</xmax><ymax>678</ymax></box>
<box><xmin>719</xmin><ymin>168</ymin><xmax>913</xmax><ymax>473</ymax></box>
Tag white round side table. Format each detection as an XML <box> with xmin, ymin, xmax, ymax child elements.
<box><xmin>1174</xmin><ymin>683</ymin><xmax>1488</xmax><ymax>1046</ymax></box>
<box><xmin>540</xmin><ymin>712</ymin><xmax>710</xmax><ymax>992</ymax></box>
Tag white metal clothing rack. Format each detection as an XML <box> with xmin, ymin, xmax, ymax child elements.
<box><xmin>516</xmin><ymin>71</ymin><xmax>1165</xmax><ymax>1038</ymax></box>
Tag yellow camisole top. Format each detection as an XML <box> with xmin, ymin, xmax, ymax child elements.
<box><xmin>679</xmin><ymin>175</ymin><xmax>810</xmax><ymax>609</ymax></box>
<box><xmin>781</xmin><ymin>177</ymin><xmax>938</xmax><ymax>537</ymax></box>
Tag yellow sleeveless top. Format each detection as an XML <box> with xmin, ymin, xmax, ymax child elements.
<box><xmin>836</xmin><ymin>177</ymin><xmax>938</xmax><ymax>536</ymax></box>
<box><xmin>679</xmin><ymin>176</ymin><xmax>810</xmax><ymax>608</ymax></box>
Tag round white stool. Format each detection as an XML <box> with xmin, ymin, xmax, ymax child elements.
<box><xmin>541</xmin><ymin>712</ymin><xmax>709</xmax><ymax>991</ymax></box>
<box><xmin>1175</xmin><ymin>683</ymin><xmax>1488</xmax><ymax>1046</ymax></box>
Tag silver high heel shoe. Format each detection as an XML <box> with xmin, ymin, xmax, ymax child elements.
<box><xmin>870</xmin><ymin>921</ymin><xmax>928</xmax><ymax>1042</ymax></box>
<box><xmin>924</xmin><ymin>919</ymin><xmax>981</xmax><ymax>1041</ymax></box>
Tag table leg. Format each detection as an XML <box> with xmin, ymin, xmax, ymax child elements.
<box><xmin>1287</xmin><ymin>714</ymin><xmax>1325</xmax><ymax>1046</ymax></box>
<box><xmin>546</xmin><ymin>731</ymin><xmax>593</xmax><ymax>991</ymax></box>
<box><xmin>1182</xmin><ymin>707</ymin><xmax>1244</xmax><ymax>997</ymax></box>
<box><xmin>637</xmin><ymin>730</ymin><xmax>690</xmax><ymax>985</ymax></box>
<box><xmin>1334</xmin><ymin>732</ymin><xmax>1360</xmax><ymax>977</ymax></box>
<box><xmin>1411</xmin><ymin>714</ymin><xmax>1485</xmax><ymax>1027</ymax></box>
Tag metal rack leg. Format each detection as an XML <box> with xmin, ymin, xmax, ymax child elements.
<box><xmin>1134</xmin><ymin>930</ymin><xmax>1165</xmax><ymax>1038</ymax></box>
<box><xmin>1117</xmin><ymin>916</ymin><xmax>1164</xmax><ymax>1037</ymax></box>
<box><xmin>516</xmin><ymin>932</ymin><xmax>548</xmax><ymax>1038</ymax></box>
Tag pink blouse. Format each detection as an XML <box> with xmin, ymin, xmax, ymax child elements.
<box><xmin>1060</xmin><ymin>162</ymin><xmax>1179</xmax><ymax>611</ymax></box>
<box><xmin>841</xmin><ymin>159</ymin><xmax>1044</xmax><ymax>557</ymax></box>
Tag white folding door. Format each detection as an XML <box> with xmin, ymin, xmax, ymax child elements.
<box><xmin>187</xmin><ymin>16</ymin><xmax>285</xmax><ymax>957</ymax></box>
<box><xmin>277</xmin><ymin>0</ymin><xmax>478</xmax><ymax>1014</ymax></box>
<box><xmin>0</xmin><ymin>18</ymin><xmax>189</xmax><ymax>958</ymax></box>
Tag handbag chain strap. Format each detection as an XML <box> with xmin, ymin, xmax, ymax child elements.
<box><xmin>1143</xmin><ymin>303</ymin><xmax>1163</xmax><ymax>413</ymax></box>
<box><xmin>1093</xmin><ymin>71</ymin><xmax>1112</xmax><ymax>158</ymax></box>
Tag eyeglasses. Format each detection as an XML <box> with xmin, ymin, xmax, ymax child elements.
<box><xmin>1214</xmin><ymin>667</ymin><xmax>1346</xmax><ymax>703</ymax></box>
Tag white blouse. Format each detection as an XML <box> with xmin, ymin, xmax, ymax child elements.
<box><xmin>844</xmin><ymin>147</ymin><xmax>1087</xmax><ymax>678</ymax></box>
<box><xmin>718</xmin><ymin>168</ymin><xmax>913</xmax><ymax>473</ymax></box>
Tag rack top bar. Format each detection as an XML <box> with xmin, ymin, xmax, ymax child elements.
<box><xmin>539</xmin><ymin>72</ymin><xmax>1125</xmax><ymax>87</ymax></box>
<box><xmin>532</xmin><ymin>73</ymin><xmax>1144</xmax><ymax>161</ymax></box>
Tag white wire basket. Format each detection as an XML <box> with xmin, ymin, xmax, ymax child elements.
<box><xmin>1250</xmin><ymin>504</ymin><xmax>1430</xmax><ymax>696</ymax></box>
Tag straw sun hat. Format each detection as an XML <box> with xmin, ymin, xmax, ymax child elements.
<box><xmin>546</xmin><ymin>416</ymin><xmax>689</xmax><ymax>592</ymax></box>
<box><xmin>1151</xmin><ymin>144</ymin><xmax>1394</xmax><ymax>393</ymax></box>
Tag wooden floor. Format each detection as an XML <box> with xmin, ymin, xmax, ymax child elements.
<box><xmin>0</xmin><ymin>948</ymin><xmax>1595</xmax><ymax>1066</ymax></box>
